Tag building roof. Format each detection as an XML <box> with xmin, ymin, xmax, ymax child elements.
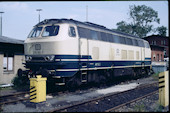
<box><xmin>0</xmin><ymin>36</ymin><xmax>24</xmax><ymax>44</ymax></box>
<box><xmin>144</xmin><ymin>35</ymin><xmax>169</xmax><ymax>39</ymax></box>
<box><xmin>150</xmin><ymin>44</ymin><xmax>164</xmax><ymax>49</ymax></box>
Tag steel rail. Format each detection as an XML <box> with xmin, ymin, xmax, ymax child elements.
<box><xmin>105</xmin><ymin>90</ymin><xmax>158</xmax><ymax>112</ymax></box>
<box><xmin>0</xmin><ymin>91</ymin><xmax>29</xmax><ymax>99</ymax></box>
<box><xmin>48</xmin><ymin>82</ymin><xmax>158</xmax><ymax>112</ymax></box>
<box><xmin>0</xmin><ymin>91</ymin><xmax>29</xmax><ymax>106</ymax></box>
<box><xmin>0</xmin><ymin>98</ymin><xmax>29</xmax><ymax>106</ymax></box>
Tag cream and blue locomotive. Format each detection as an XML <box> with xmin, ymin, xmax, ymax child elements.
<box><xmin>24</xmin><ymin>18</ymin><xmax>151</xmax><ymax>86</ymax></box>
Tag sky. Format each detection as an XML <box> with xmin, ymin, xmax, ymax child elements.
<box><xmin>0</xmin><ymin>1</ymin><xmax>169</xmax><ymax>40</ymax></box>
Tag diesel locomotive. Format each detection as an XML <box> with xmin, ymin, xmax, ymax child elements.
<box><xmin>23</xmin><ymin>18</ymin><xmax>151</xmax><ymax>87</ymax></box>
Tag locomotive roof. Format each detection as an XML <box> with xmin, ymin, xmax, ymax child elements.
<box><xmin>35</xmin><ymin>18</ymin><xmax>140</xmax><ymax>39</ymax></box>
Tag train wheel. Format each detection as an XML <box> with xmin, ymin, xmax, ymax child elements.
<box><xmin>39</xmin><ymin>68</ymin><xmax>49</xmax><ymax>77</ymax></box>
<box><xmin>145</xmin><ymin>67</ymin><xmax>151</xmax><ymax>76</ymax></box>
<box><xmin>94</xmin><ymin>72</ymin><xmax>100</xmax><ymax>83</ymax></box>
<box><xmin>66</xmin><ymin>72</ymin><xmax>82</xmax><ymax>89</ymax></box>
<box><xmin>133</xmin><ymin>69</ymin><xmax>137</xmax><ymax>79</ymax></box>
<box><xmin>98</xmin><ymin>70</ymin><xmax>106</xmax><ymax>84</ymax></box>
<box><xmin>87</xmin><ymin>71</ymin><xmax>94</xmax><ymax>83</ymax></box>
<box><xmin>135</xmin><ymin>68</ymin><xmax>141</xmax><ymax>79</ymax></box>
<box><xmin>67</xmin><ymin>79</ymin><xmax>79</xmax><ymax>89</ymax></box>
<box><xmin>142</xmin><ymin>62</ymin><xmax>145</xmax><ymax>69</ymax></box>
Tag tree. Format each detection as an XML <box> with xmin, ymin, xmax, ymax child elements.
<box><xmin>156</xmin><ymin>26</ymin><xmax>167</xmax><ymax>36</ymax></box>
<box><xmin>116</xmin><ymin>5</ymin><xmax>161</xmax><ymax>38</ymax></box>
<box><xmin>116</xmin><ymin>21</ymin><xmax>133</xmax><ymax>34</ymax></box>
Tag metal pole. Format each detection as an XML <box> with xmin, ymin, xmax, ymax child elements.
<box><xmin>0</xmin><ymin>12</ymin><xmax>4</xmax><ymax>36</ymax></box>
<box><xmin>38</xmin><ymin>11</ymin><xmax>40</xmax><ymax>23</ymax></box>
<box><xmin>86</xmin><ymin>5</ymin><xmax>88</xmax><ymax>22</ymax></box>
<box><xmin>36</xmin><ymin>9</ymin><xmax>42</xmax><ymax>23</ymax></box>
<box><xmin>0</xmin><ymin>16</ymin><xmax>2</xmax><ymax>36</ymax></box>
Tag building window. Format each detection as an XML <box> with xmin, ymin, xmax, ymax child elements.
<box><xmin>153</xmin><ymin>54</ymin><xmax>156</xmax><ymax>61</ymax></box>
<box><xmin>161</xmin><ymin>54</ymin><xmax>163</xmax><ymax>61</ymax></box>
<box><xmin>153</xmin><ymin>56</ymin><xmax>156</xmax><ymax>61</ymax></box>
<box><xmin>151</xmin><ymin>40</ymin><xmax>156</xmax><ymax>45</ymax></box>
<box><xmin>3</xmin><ymin>53</ymin><xmax>14</xmax><ymax>72</ymax></box>
<box><xmin>157</xmin><ymin>54</ymin><xmax>159</xmax><ymax>61</ymax></box>
<box><xmin>164</xmin><ymin>40</ymin><xmax>166</xmax><ymax>45</ymax></box>
<box><xmin>151</xmin><ymin>41</ymin><xmax>156</xmax><ymax>45</ymax></box>
<box><xmin>154</xmin><ymin>41</ymin><xmax>156</xmax><ymax>45</ymax></box>
<box><xmin>164</xmin><ymin>49</ymin><xmax>167</xmax><ymax>57</ymax></box>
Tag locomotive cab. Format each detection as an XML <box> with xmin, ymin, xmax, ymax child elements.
<box><xmin>24</xmin><ymin>20</ymin><xmax>79</xmax><ymax>79</ymax></box>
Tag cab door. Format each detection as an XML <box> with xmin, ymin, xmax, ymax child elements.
<box><xmin>77</xmin><ymin>27</ymin><xmax>90</xmax><ymax>68</ymax></box>
<box><xmin>79</xmin><ymin>38</ymin><xmax>89</xmax><ymax>83</ymax></box>
<box><xmin>80</xmin><ymin>38</ymin><xmax>89</xmax><ymax>57</ymax></box>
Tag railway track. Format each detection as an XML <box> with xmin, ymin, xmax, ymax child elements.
<box><xmin>0</xmin><ymin>91</ymin><xmax>29</xmax><ymax>106</ymax></box>
<box><xmin>49</xmin><ymin>82</ymin><xmax>158</xmax><ymax>112</ymax></box>
<box><xmin>105</xmin><ymin>90</ymin><xmax>158</xmax><ymax>112</ymax></box>
<box><xmin>0</xmin><ymin>76</ymin><xmax>158</xmax><ymax>112</ymax></box>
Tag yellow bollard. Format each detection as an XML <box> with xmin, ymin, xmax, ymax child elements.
<box><xmin>159</xmin><ymin>71</ymin><xmax>169</xmax><ymax>107</ymax></box>
<box><xmin>29</xmin><ymin>75</ymin><xmax>47</xmax><ymax>103</ymax></box>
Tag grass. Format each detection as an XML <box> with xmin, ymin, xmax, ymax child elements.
<box><xmin>131</xmin><ymin>101</ymin><xmax>165</xmax><ymax>112</ymax></box>
<box><xmin>0</xmin><ymin>86</ymin><xmax>13</xmax><ymax>91</ymax></box>
<box><xmin>153</xmin><ymin>101</ymin><xmax>165</xmax><ymax>112</ymax></box>
<box><xmin>133</xmin><ymin>103</ymin><xmax>146</xmax><ymax>112</ymax></box>
<box><xmin>151</xmin><ymin>72</ymin><xmax>160</xmax><ymax>80</ymax></box>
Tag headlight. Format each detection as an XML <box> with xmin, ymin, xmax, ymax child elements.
<box><xmin>45</xmin><ymin>55</ymin><xmax>55</xmax><ymax>61</ymax></box>
<box><xmin>45</xmin><ymin>56</ymin><xmax>50</xmax><ymax>61</ymax></box>
<box><xmin>50</xmin><ymin>55</ymin><xmax>55</xmax><ymax>61</ymax></box>
<box><xmin>25</xmin><ymin>56</ymin><xmax>32</xmax><ymax>61</ymax></box>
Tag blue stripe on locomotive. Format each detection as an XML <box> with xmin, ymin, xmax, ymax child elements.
<box><xmin>25</xmin><ymin>55</ymin><xmax>151</xmax><ymax>77</ymax></box>
<box><xmin>55</xmin><ymin>55</ymin><xmax>92</xmax><ymax>59</ymax></box>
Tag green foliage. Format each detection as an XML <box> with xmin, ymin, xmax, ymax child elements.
<box><xmin>154</xmin><ymin>101</ymin><xmax>165</xmax><ymax>112</ymax></box>
<box><xmin>133</xmin><ymin>103</ymin><xmax>146</xmax><ymax>112</ymax></box>
<box><xmin>151</xmin><ymin>72</ymin><xmax>160</xmax><ymax>80</ymax></box>
<box><xmin>156</xmin><ymin>26</ymin><xmax>167</xmax><ymax>36</ymax></box>
<box><xmin>129</xmin><ymin>5</ymin><xmax>160</xmax><ymax>25</ymax></box>
<box><xmin>116</xmin><ymin>5</ymin><xmax>164</xmax><ymax>38</ymax></box>
<box><xmin>11</xmin><ymin>75</ymin><xmax>29</xmax><ymax>91</ymax></box>
<box><xmin>116</xmin><ymin>21</ymin><xmax>133</xmax><ymax>34</ymax></box>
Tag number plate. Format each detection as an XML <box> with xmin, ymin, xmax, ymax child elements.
<box><xmin>35</xmin><ymin>44</ymin><xmax>41</xmax><ymax>50</ymax></box>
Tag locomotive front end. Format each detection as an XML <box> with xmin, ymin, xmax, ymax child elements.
<box><xmin>24</xmin><ymin>22</ymin><xmax>61</xmax><ymax>77</ymax></box>
<box><xmin>24</xmin><ymin>19</ymin><xmax>79</xmax><ymax>88</ymax></box>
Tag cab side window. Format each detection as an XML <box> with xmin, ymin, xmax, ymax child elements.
<box><xmin>69</xmin><ymin>26</ymin><xmax>76</xmax><ymax>37</ymax></box>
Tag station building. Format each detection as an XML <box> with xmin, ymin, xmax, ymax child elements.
<box><xmin>144</xmin><ymin>35</ymin><xmax>169</xmax><ymax>72</ymax></box>
<box><xmin>144</xmin><ymin>35</ymin><xmax>169</xmax><ymax>61</ymax></box>
<box><xmin>0</xmin><ymin>36</ymin><xmax>25</xmax><ymax>85</ymax></box>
